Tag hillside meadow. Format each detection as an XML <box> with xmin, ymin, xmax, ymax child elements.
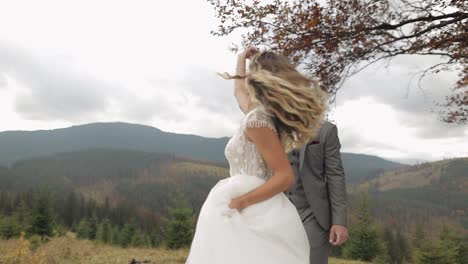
<box><xmin>0</xmin><ymin>234</ymin><xmax>369</xmax><ymax>264</ymax></box>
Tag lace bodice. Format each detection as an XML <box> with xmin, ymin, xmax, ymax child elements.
<box><xmin>224</xmin><ymin>106</ymin><xmax>278</xmax><ymax>180</ymax></box>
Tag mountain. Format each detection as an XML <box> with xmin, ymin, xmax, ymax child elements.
<box><xmin>0</xmin><ymin>144</ymin><xmax>465</xmax><ymax>234</ymax></box>
<box><xmin>0</xmin><ymin>142</ymin><xmax>403</xmax><ymax>216</ymax></box>
<box><xmin>0</xmin><ymin>122</ymin><xmax>402</xmax><ymax>183</ymax></box>
<box><xmin>1</xmin><ymin>121</ymin><xmax>465</xmax><ymax>251</ymax></box>
<box><xmin>351</xmin><ymin>157</ymin><xmax>468</xmax><ymax>194</ymax></box>
<box><xmin>350</xmin><ymin>157</ymin><xmax>468</xmax><ymax>232</ymax></box>
<box><xmin>0</xmin><ymin>122</ymin><xmax>229</xmax><ymax>167</ymax></box>
<box><xmin>388</xmin><ymin>157</ymin><xmax>428</xmax><ymax>165</ymax></box>
<box><xmin>341</xmin><ymin>153</ymin><xmax>403</xmax><ymax>182</ymax></box>
<box><xmin>0</xmin><ymin>148</ymin><xmax>228</xmax><ymax>215</ymax></box>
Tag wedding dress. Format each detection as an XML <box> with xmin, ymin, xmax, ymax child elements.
<box><xmin>185</xmin><ymin>106</ymin><xmax>310</xmax><ymax>264</ymax></box>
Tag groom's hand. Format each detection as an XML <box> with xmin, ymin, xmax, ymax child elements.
<box><xmin>329</xmin><ymin>225</ymin><xmax>348</xmax><ymax>246</ymax></box>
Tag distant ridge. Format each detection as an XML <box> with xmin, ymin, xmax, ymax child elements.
<box><xmin>0</xmin><ymin>122</ymin><xmax>405</xmax><ymax>182</ymax></box>
<box><xmin>341</xmin><ymin>152</ymin><xmax>403</xmax><ymax>182</ymax></box>
<box><xmin>0</xmin><ymin>122</ymin><xmax>229</xmax><ymax>166</ymax></box>
<box><xmin>349</xmin><ymin>157</ymin><xmax>468</xmax><ymax>231</ymax></box>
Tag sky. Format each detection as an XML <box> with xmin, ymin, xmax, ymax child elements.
<box><xmin>0</xmin><ymin>0</ymin><xmax>467</xmax><ymax>163</ymax></box>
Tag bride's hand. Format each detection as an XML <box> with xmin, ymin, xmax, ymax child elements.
<box><xmin>239</xmin><ymin>46</ymin><xmax>259</xmax><ymax>60</ymax></box>
<box><xmin>229</xmin><ymin>196</ymin><xmax>249</xmax><ymax>212</ymax></box>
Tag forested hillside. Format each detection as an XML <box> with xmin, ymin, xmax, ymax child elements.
<box><xmin>349</xmin><ymin>158</ymin><xmax>468</xmax><ymax>233</ymax></box>
<box><xmin>0</xmin><ymin>148</ymin><xmax>228</xmax><ymax>216</ymax></box>
<box><xmin>0</xmin><ymin>148</ymin><xmax>466</xmax><ymax>263</ymax></box>
<box><xmin>0</xmin><ymin>122</ymin><xmax>403</xmax><ymax>183</ymax></box>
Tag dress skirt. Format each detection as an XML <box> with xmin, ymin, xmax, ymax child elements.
<box><xmin>185</xmin><ymin>174</ymin><xmax>310</xmax><ymax>264</ymax></box>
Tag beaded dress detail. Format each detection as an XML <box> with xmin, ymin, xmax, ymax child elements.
<box><xmin>224</xmin><ymin>106</ymin><xmax>278</xmax><ymax>180</ymax></box>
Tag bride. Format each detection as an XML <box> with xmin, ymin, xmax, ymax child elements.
<box><xmin>185</xmin><ymin>47</ymin><xmax>327</xmax><ymax>264</ymax></box>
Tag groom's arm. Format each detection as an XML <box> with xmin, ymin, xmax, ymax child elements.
<box><xmin>324</xmin><ymin>124</ymin><xmax>347</xmax><ymax>227</ymax></box>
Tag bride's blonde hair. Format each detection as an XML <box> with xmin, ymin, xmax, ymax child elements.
<box><xmin>221</xmin><ymin>51</ymin><xmax>328</xmax><ymax>152</ymax></box>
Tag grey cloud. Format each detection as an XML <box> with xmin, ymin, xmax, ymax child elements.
<box><xmin>121</xmin><ymin>99</ymin><xmax>169</xmax><ymax>122</ymax></box>
<box><xmin>180</xmin><ymin>68</ymin><xmax>237</xmax><ymax>113</ymax></box>
<box><xmin>340</xmin><ymin>129</ymin><xmax>437</xmax><ymax>162</ymax></box>
<box><xmin>339</xmin><ymin>127</ymin><xmax>404</xmax><ymax>154</ymax></box>
<box><xmin>338</xmin><ymin>128</ymin><xmax>363</xmax><ymax>150</ymax></box>
<box><xmin>395</xmin><ymin>108</ymin><xmax>465</xmax><ymax>139</ymax></box>
<box><xmin>118</xmin><ymin>92</ymin><xmax>186</xmax><ymax>123</ymax></box>
<box><xmin>0</xmin><ymin>42</ymin><xmax>185</xmax><ymax>124</ymax></box>
<box><xmin>149</xmin><ymin>67</ymin><xmax>240</xmax><ymax>119</ymax></box>
<box><xmin>335</xmin><ymin>55</ymin><xmax>467</xmax><ymax>139</ymax></box>
<box><xmin>0</xmin><ymin>42</ymin><xmax>110</xmax><ymax>121</ymax></box>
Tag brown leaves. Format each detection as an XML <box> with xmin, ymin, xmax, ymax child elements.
<box><xmin>306</xmin><ymin>18</ymin><xmax>319</xmax><ymax>29</ymax></box>
<box><xmin>207</xmin><ymin>0</ymin><xmax>468</xmax><ymax>123</ymax></box>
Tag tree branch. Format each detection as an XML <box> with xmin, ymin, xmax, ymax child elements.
<box><xmin>369</xmin><ymin>11</ymin><xmax>467</xmax><ymax>31</ymax></box>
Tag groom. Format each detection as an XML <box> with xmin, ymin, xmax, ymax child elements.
<box><xmin>287</xmin><ymin>121</ymin><xmax>348</xmax><ymax>264</ymax></box>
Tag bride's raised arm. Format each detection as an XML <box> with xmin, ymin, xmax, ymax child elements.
<box><xmin>219</xmin><ymin>47</ymin><xmax>259</xmax><ymax>114</ymax></box>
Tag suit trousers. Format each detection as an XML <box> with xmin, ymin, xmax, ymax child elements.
<box><xmin>303</xmin><ymin>213</ymin><xmax>330</xmax><ymax>264</ymax></box>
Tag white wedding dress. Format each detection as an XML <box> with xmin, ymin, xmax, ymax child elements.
<box><xmin>185</xmin><ymin>106</ymin><xmax>310</xmax><ymax>264</ymax></box>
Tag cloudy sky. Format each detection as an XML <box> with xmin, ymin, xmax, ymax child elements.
<box><xmin>0</xmin><ymin>0</ymin><xmax>467</xmax><ymax>163</ymax></box>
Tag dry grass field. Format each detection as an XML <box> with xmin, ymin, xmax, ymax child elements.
<box><xmin>0</xmin><ymin>234</ymin><xmax>369</xmax><ymax>264</ymax></box>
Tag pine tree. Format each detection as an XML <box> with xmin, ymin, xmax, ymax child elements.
<box><xmin>110</xmin><ymin>225</ymin><xmax>120</xmax><ymax>245</ymax></box>
<box><xmin>64</xmin><ymin>192</ymin><xmax>77</xmax><ymax>228</ymax></box>
<box><xmin>439</xmin><ymin>227</ymin><xmax>468</xmax><ymax>264</ymax></box>
<box><xmin>164</xmin><ymin>194</ymin><xmax>195</xmax><ymax>249</ymax></box>
<box><xmin>119</xmin><ymin>221</ymin><xmax>137</xmax><ymax>247</ymax></box>
<box><xmin>343</xmin><ymin>194</ymin><xmax>384</xmax><ymax>262</ymax></box>
<box><xmin>0</xmin><ymin>216</ymin><xmax>21</xmax><ymax>239</ymax></box>
<box><xmin>381</xmin><ymin>226</ymin><xmax>411</xmax><ymax>264</ymax></box>
<box><xmin>150</xmin><ymin>228</ymin><xmax>163</xmax><ymax>248</ymax></box>
<box><xmin>414</xmin><ymin>241</ymin><xmax>457</xmax><ymax>264</ymax></box>
<box><xmin>395</xmin><ymin>229</ymin><xmax>411</xmax><ymax>263</ymax></box>
<box><xmin>103</xmin><ymin>197</ymin><xmax>110</xmax><ymax>219</ymax></box>
<box><xmin>88</xmin><ymin>215</ymin><xmax>98</xmax><ymax>240</ymax></box>
<box><xmin>29</xmin><ymin>191</ymin><xmax>54</xmax><ymax>240</ymax></box>
<box><xmin>413</xmin><ymin>223</ymin><xmax>427</xmax><ymax>250</ymax></box>
<box><xmin>413</xmin><ymin>227</ymin><xmax>468</xmax><ymax>264</ymax></box>
<box><xmin>382</xmin><ymin>227</ymin><xmax>399</xmax><ymax>264</ymax></box>
<box><xmin>96</xmin><ymin>218</ymin><xmax>112</xmax><ymax>244</ymax></box>
<box><xmin>77</xmin><ymin>218</ymin><xmax>91</xmax><ymax>239</ymax></box>
<box><xmin>131</xmin><ymin>228</ymin><xmax>151</xmax><ymax>248</ymax></box>
<box><xmin>14</xmin><ymin>200</ymin><xmax>31</xmax><ymax>232</ymax></box>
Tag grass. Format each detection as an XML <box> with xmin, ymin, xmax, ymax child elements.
<box><xmin>0</xmin><ymin>234</ymin><xmax>369</xmax><ymax>264</ymax></box>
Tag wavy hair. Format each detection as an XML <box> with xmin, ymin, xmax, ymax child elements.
<box><xmin>221</xmin><ymin>51</ymin><xmax>328</xmax><ymax>152</ymax></box>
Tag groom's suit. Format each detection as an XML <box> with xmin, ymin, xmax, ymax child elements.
<box><xmin>286</xmin><ymin>121</ymin><xmax>347</xmax><ymax>264</ymax></box>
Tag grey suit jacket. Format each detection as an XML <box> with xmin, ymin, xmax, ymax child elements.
<box><xmin>287</xmin><ymin>121</ymin><xmax>347</xmax><ymax>231</ymax></box>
